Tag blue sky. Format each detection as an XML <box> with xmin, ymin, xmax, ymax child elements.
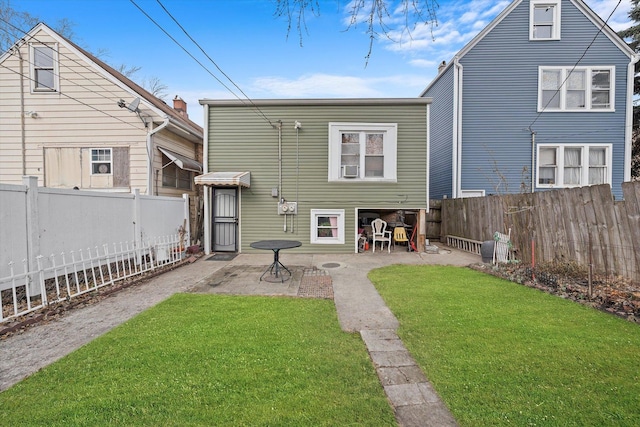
<box><xmin>11</xmin><ymin>0</ymin><xmax>634</xmax><ymax>126</ymax></box>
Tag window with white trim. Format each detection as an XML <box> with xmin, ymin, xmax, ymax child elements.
<box><xmin>539</xmin><ymin>67</ymin><xmax>614</xmax><ymax>111</ymax></box>
<box><xmin>30</xmin><ymin>44</ymin><xmax>59</xmax><ymax>92</ymax></box>
<box><xmin>537</xmin><ymin>144</ymin><xmax>611</xmax><ymax>188</ymax></box>
<box><xmin>310</xmin><ymin>209</ymin><xmax>345</xmax><ymax>244</ymax></box>
<box><xmin>91</xmin><ymin>148</ymin><xmax>112</xmax><ymax>175</ymax></box>
<box><xmin>328</xmin><ymin>123</ymin><xmax>397</xmax><ymax>182</ymax></box>
<box><xmin>530</xmin><ymin>0</ymin><xmax>561</xmax><ymax>40</ymax></box>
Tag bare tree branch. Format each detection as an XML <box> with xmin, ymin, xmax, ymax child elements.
<box><xmin>143</xmin><ymin>76</ymin><xmax>168</xmax><ymax>101</ymax></box>
<box><xmin>274</xmin><ymin>0</ymin><xmax>439</xmax><ymax>65</ymax></box>
<box><xmin>116</xmin><ymin>64</ymin><xmax>143</xmax><ymax>78</ymax></box>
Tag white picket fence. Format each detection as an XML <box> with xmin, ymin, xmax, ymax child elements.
<box><xmin>0</xmin><ymin>233</ymin><xmax>186</xmax><ymax>324</ymax></box>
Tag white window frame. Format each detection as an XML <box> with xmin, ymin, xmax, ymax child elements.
<box><xmin>530</xmin><ymin>0</ymin><xmax>561</xmax><ymax>40</ymax></box>
<box><xmin>538</xmin><ymin>66</ymin><xmax>615</xmax><ymax>112</ymax></box>
<box><xmin>536</xmin><ymin>144</ymin><xmax>612</xmax><ymax>189</ymax></box>
<box><xmin>460</xmin><ymin>190</ymin><xmax>486</xmax><ymax>198</ymax></box>
<box><xmin>310</xmin><ymin>209</ymin><xmax>345</xmax><ymax>244</ymax></box>
<box><xmin>29</xmin><ymin>43</ymin><xmax>59</xmax><ymax>92</ymax></box>
<box><xmin>91</xmin><ymin>148</ymin><xmax>113</xmax><ymax>175</ymax></box>
<box><xmin>328</xmin><ymin>122</ymin><xmax>398</xmax><ymax>182</ymax></box>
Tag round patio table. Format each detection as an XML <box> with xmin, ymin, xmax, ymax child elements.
<box><xmin>250</xmin><ymin>240</ymin><xmax>302</xmax><ymax>282</ymax></box>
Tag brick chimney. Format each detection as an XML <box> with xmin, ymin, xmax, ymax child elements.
<box><xmin>173</xmin><ymin>95</ymin><xmax>188</xmax><ymax>119</ymax></box>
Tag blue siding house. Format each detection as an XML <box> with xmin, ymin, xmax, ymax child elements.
<box><xmin>422</xmin><ymin>0</ymin><xmax>638</xmax><ymax>200</ymax></box>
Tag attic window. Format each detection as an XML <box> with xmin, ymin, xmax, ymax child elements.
<box><xmin>530</xmin><ymin>0</ymin><xmax>561</xmax><ymax>40</ymax></box>
<box><xmin>30</xmin><ymin>44</ymin><xmax>59</xmax><ymax>92</ymax></box>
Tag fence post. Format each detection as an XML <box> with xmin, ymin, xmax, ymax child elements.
<box><xmin>132</xmin><ymin>189</ymin><xmax>143</xmax><ymax>266</ymax></box>
<box><xmin>182</xmin><ymin>193</ymin><xmax>190</xmax><ymax>248</ymax></box>
<box><xmin>23</xmin><ymin>176</ymin><xmax>41</xmax><ymax>296</ymax></box>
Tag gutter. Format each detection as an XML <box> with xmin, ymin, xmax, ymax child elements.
<box><xmin>146</xmin><ymin>117</ymin><xmax>170</xmax><ymax>195</ymax></box>
<box><xmin>166</xmin><ymin>116</ymin><xmax>203</xmax><ymax>141</ymax></box>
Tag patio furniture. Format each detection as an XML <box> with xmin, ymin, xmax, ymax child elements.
<box><xmin>250</xmin><ymin>240</ymin><xmax>301</xmax><ymax>282</ymax></box>
<box><xmin>393</xmin><ymin>226</ymin><xmax>409</xmax><ymax>251</ymax></box>
<box><xmin>371</xmin><ymin>218</ymin><xmax>392</xmax><ymax>253</ymax></box>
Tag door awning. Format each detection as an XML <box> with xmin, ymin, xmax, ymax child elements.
<box><xmin>158</xmin><ymin>147</ymin><xmax>202</xmax><ymax>173</ymax></box>
<box><xmin>194</xmin><ymin>171</ymin><xmax>251</xmax><ymax>187</ymax></box>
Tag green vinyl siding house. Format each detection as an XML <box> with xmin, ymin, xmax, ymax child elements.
<box><xmin>197</xmin><ymin>98</ymin><xmax>431</xmax><ymax>254</ymax></box>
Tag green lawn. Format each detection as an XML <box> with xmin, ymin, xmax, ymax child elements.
<box><xmin>0</xmin><ymin>294</ymin><xmax>395</xmax><ymax>426</ymax></box>
<box><xmin>369</xmin><ymin>265</ymin><xmax>640</xmax><ymax>426</ymax></box>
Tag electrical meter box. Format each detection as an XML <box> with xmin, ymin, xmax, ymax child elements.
<box><xmin>278</xmin><ymin>201</ymin><xmax>298</xmax><ymax>215</ymax></box>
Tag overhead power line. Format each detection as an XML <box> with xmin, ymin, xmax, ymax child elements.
<box><xmin>129</xmin><ymin>0</ymin><xmax>274</xmax><ymax>126</ymax></box>
<box><xmin>529</xmin><ymin>0</ymin><xmax>624</xmax><ymax>130</ymax></box>
<box><xmin>0</xmin><ymin>20</ymin><xmax>135</xmax><ymax>104</ymax></box>
<box><xmin>0</xmin><ymin>21</ymin><xmax>148</xmax><ymax>130</ymax></box>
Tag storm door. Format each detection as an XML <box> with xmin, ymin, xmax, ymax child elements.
<box><xmin>212</xmin><ymin>188</ymin><xmax>238</xmax><ymax>252</ymax></box>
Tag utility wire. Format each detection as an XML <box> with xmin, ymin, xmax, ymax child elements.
<box><xmin>129</xmin><ymin>0</ymin><xmax>274</xmax><ymax>126</ymax></box>
<box><xmin>0</xmin><ymin>20</ymin><xmax>135</xmax><ymax>105</ymax></box>
<box><xmin>529</xmin><ymin>0</ymin><xmax>623</xmax><ymax>130</ymax></box>
<box><xmin>154</xmin><ymin>0</ymin><xmax>267</xmax><ymax>118</ymax></box>
<box><xmin>0</xmin><ymin>22</ymin><xmax>149</xmax><ymax>128</ymax></box>
<box><xmin>0</xmin><ymin>63</ymin><xmax>144</xmax><ymax>129</ymax></box>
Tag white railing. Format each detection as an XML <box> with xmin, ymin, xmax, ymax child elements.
<box><xmin>446</xmin><ymin>235</ymin><xmax>483</xmax><ymax>255</ymax></box>
<box><xmin>0</xmin><ymin>234</ymin><xmax>186</xmax><ymax>324</ymax></box>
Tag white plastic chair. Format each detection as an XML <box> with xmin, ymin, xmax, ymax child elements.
<box><xmin>371</xmin><ymin>218</ymin><xmax>392</xmax><ymax>253</ymax></box>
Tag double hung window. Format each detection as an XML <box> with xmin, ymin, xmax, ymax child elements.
<box><xmin>537</xmin><ymin>144</ymin><xmax>611</xmax><ymax>188</ymax></box>
<box><xmin>530</xmin><ymin>0</ymin><xmax>561</xmax><ymax>40</ymax></box>
<box><xmin>91</xmin><ymin>148</ymin><xmax>112</xmax><ymax>175</ymax></box>
<box><xmin>30</xmin><ymin>44</ymin><xmax>59</xmax><ymax>92</ymax></box>
<box><xmin>539</xmin><ymin>67</ymin><xmax>613</xmax><ymax>111</ymax></box>
<box><xmin>328</xmin><ymin>123</ymin><xmax>397</xmax><ymax>181</ymax></box>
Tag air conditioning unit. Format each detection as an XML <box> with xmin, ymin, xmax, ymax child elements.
<box><xmin>342</xmin><ymin>165</ymin><xmax>359</xmax><ymax>178</ymax></box>
<box><xmin>94</xmin><ymin>163</ymin><xmax>111</xmax><ymax>174</ymax></box>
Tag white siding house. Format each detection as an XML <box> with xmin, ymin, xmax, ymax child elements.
<box><xmin>0</xmin><ymin>23</ymin><xmax>203</xmax><ymax>199</ymax></box>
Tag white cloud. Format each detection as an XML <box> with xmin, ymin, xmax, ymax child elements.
<box><xmin>392</xmin><ymin>0</ymin><xmax>632</xmax><ymax>72</ymax></box>
<box><xmin>584</xmin><ymin>0</ymin><xmax>632</xmax><ymax>32</ymax></box>
<box><xmin>250</xmin><ymin>73</ymin><xmax>427</xmax><ymax>98</ymax></box>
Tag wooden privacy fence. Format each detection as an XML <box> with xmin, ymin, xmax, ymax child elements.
<box><xmin>441</xmin><ymin>182</ymin><xmax>640</xmax><ymax>282</ymax></box>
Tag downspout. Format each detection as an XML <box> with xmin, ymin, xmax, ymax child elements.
<box><xmin>146</xmin><ymin>117</ymin><xmax>170</xmax><ymax>195</ymax></box>
<box><xmin>530</xmin><ymin>129</ymin><xmax>536</xmax><ymax>193</ymax></box>
<box><xmin>453</xmin><ymin>57</ymin><xmax>463</xmax><ymax>198</ymax></box>
<box><xmin>17</xmin><ymin>47</ymin><xmax>26</xmax><ymax>176</ymax></box>
<box><xmin>277</xmin><ymin>120</ymin><xmax>283</xmax><ymax>198</ymax></box>
<box><xmin>624</xmin><ymin>54</ymin><xmax>640</xmax><ymax>182</ymax></box>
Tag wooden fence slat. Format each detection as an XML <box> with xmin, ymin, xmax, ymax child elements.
<box><xmin>440</xmin><ymin>182</ymin><xmax>640</xmax><ymax>282</ymax></box>
<box><xmin>622</xmin><ymin>182</ymin><xmax>640</xmax><ymax>276</ymax></box>
<box><xmin>613</xmin><ymin>200</ymin><xmax>635</xmax><ymax>279</ymax></box>
<box><xmin>594</xmin><ymin>185</ymin><xmax>625</xmax><ymax>276</ymax></box>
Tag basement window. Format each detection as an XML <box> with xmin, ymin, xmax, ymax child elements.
<box><xmin>310</xmin><ymin>209</ymin><xmax>345</xmax><ymax>244</ymax></box>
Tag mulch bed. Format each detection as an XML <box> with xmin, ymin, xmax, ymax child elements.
<box><xmin>0</xmin><ymin>256</ymin><xmax>200</xmax><ymax>339</ymax></box>
<box><xmin>472</xmin><ymin>262</ymin><xmax>640</xmax><ymax>324</ymax></box>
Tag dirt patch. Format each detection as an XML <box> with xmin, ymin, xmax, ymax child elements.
<box><xmin>0</xmin><ymin>258</ymin><xmax>198</xmax><ymax>340</ymax></box>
